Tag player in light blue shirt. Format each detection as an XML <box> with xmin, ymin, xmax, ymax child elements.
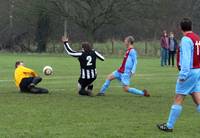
<box><xmin>157</xmin><ymin>18</ymin><xmax>200</xmax><ymax>132</ymax></box>
<box><xmin>97</xmin><ymin>36</ymin><xmax>150</xmax><ymax>97</ymax></box>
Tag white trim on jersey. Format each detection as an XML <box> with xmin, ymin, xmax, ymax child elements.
<box><xmin>67</xmin><ymin>44</ymin><xmax>77</xmax><ymax>53</ymax></box>
<box><xmin>64</xmin><ymin>42</ymin><xmax>82</xmax><ymax>57</ymax></box>
<box><xmin>95</xmin><ymin>51</ymin><xmax>105</xmax><ymax>61</ymax></box>
<box><xmin>91</xmin><ymin>69</ymin><xmax>95</xmax><ymax>78</ymax></box>
<box><xmin>86</xmin><ymin>70</ymin><xmax>90</xmax><ymax>79</ymax></box>
<box><xmin>82</xmin><ymin>69</ymin><xmax>85</xmax><ymax>79</ymax></box>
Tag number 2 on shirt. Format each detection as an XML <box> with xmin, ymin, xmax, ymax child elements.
<box><xmin>86</xmin><ymin>56</ymin><xmax>93</xmax><ymax>66</ymax></box>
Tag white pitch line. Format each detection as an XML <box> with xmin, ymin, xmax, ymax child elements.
<box><xmin>0</xmin><ymin>80</ymin><xmax>13</xmax><ymax>82</ymax></box>
<box><xmin>0</xmin><ymin>73</ymin><xmax>176</xmax><ymax>83</ymax></box>
<box><xmin>49</xmin><ymin>85</ymin><xmax>124</xmax><ymax>92</ymax></box>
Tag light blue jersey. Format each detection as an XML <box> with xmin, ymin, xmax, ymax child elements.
<box><xmin>166</xmin><ymin>32</ymin><xmax>200</xmax><ymax>130</ymax></box>
<box><xmin>178</xmin><ymin>36</ymin><xmax>194</xmax><ymax>80</ymax></box>
<box><xmin>100</xmin><ymin>48</ymin><xmax>145</xmax><ymax>96</ymax></box>
<box><xmin>176</xmin><ymin>36</ymin><xmax>200</xmax><ymax>94</ymax></box>
<box><xmin>124</xmin><ymin>49</ymin><xmax>137</xmax><ymax>74</ymax></box>
<box><xmin>114</xmin><ymin>49</ymin><xmax>137</xmax><ymax>86</ymax></box>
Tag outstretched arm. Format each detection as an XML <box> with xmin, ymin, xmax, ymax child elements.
<box><xmin>131</xmin><ymin>50</ymin><xmax>137</xmax><ymax>74</ymax></box>
<box><xmin>62</xmin><ymin>36</ymin><xmax>82</xmax><ymax>58</ymax></box>
<box><xmin>95</xmin><ymin>51</ymin><xmax>105</xmax><ymax>61</ymax></box>
<box><xmin>179</xmin><ymin>37</ymin><xmax>192</xmax><ymax>81</ymax></box>
<box><xmin>64</xmin><ymin>42</ymin><xmax>82</xmax><ymax>57</ymax></box>
<box><xmin>24</xmin><ymin>67</ymin><xmax>38</xmax><ymax>77</ymax></box>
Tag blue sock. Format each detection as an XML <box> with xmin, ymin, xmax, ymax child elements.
<box><xmin>128</xmin><ymin>88</ymin><xmax>144</xmax><ymax>96</ymax></box>
<box><xmin>100</xmin><ymin>80</ymin><xmax>111</xmax><ymax>93</ymax></box>
<box><xmin>197</xmin><ymin>105</ymin><xmax>200</xmax><ymax>113</ymax></box>
<box><xmin>167</xmin><ymin>104</ymin><xmax>182</xmax><ymax>129</ymax></box>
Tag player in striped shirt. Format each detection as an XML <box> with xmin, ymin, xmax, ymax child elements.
<box><xmin>62</xmin><ymin>36</ymin><xmax>105</xmax><ymax>96</ymax></box>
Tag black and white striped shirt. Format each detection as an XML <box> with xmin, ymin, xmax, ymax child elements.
<box><xmin>64</xmin><ymin>42</ymin><xmax>105</xmax><ymax>79</ymax></box>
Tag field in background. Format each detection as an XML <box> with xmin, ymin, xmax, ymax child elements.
<box><xmin>0</xmin><ymin>54</ymin><xmax>199</xmax><ymax>138</ymax></box>
<box><xmin>46</xmin><ymin>40</ymin><xmax>161</xmax><ymax>57</ymax></box>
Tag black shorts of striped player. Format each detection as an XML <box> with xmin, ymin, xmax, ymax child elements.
<box><xmin>78</xmin><ymin>77</ymin><xmax>96</xmax><ymax>96</ymax></box>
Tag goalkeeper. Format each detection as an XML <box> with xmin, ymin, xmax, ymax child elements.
<box><xmin>14</xmin><ymin>61</ymin><xmax>49</xmax><ymax>94</ymax></box>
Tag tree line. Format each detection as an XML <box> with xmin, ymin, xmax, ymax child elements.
<box><xmin>0</xmin><ymin>0</ymin><xmax>200</xmax><ymax>52</ymax></box>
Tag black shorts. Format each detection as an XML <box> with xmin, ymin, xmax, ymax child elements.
<box><xmin>19</xmin><ymin>77</ymin><xmax>34</xmax><ymax>92</ymax></box>
<box><xmin>78</xmin><ymin>77</ymin><xmax>96</xmax><ymax>89</ymax></box>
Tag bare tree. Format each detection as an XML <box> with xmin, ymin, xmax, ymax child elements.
<box><xmin>50</xmin><ymin>0</ymin><xmax>138</xmax><ymax>42</ymax></box>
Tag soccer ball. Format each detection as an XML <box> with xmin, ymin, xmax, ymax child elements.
<box><xmin>43</xmin><ymin>66</ymin><xmax>53</xmax><ymax>76</ymax></box>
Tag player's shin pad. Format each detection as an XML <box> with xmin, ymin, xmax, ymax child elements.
<box><xmin>167</xmin><ymin>104</ymin><xmax>182</xmax><ymax>129</ymax></box>
<box><xmin>100</xmin><ymin>80</ymin><xmax>111</xmax><ymax>93</ymax></box>
<box><xmin>128</xmin><ymin>88</ymin><xmax>144</xmax><ymax>96</ymax></box>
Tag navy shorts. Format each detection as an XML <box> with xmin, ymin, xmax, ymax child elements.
<box><xmin>19</xmin><ymin>77</ymin><xmax>34</xmax><ymax>92</ymax></box>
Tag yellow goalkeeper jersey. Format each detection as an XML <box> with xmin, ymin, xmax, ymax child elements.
<box><xmin>14</xmin><ymin>66</ymin><xmax>38</xmax><ymax>87</ymax></box>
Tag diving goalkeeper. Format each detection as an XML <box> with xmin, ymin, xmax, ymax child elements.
<box><xmin>14</xmin><ymin>61</ymin><xmax>49</xmax><ymax>94</ymax></box>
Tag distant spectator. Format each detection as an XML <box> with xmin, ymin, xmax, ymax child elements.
<box><xmin>160</xmin><ymin>30</ymin><xmax>169</xmax><ymax>66</ymax></box>
<box><xmin>168</xmin><ymin>32</ymin><xmax>178</xmax><ymax>67</ymax></box>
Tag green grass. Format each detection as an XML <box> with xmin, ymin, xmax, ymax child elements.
<box><xmin>0</xmin><ymin>54</ymin><xmax>199</xmax><ymax>138</ymax></box>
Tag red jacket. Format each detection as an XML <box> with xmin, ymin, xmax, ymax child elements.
<box><xmin>160</xmin><ymin>36</ymin><xmax>169</xmax><ymax>49</ymax></box>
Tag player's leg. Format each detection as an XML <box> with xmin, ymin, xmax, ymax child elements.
<box><xmin>88</xmin><ymin>78</ymin><xmax>96</xmax><ymax>91</ymax></box>
<box><xmin>157</xmin><ymin>74</ymin><xmax>195</xmax><ymax>132</ymax></box>
<box><xmin>191</xmin><ymin>92</ymin><xmax>200</xmax><ymax>112</ymax></box>
<box><xmin>78</xmin><ymin>79</ymin><xmax>88</xmax><ymax>96</ymax></box>
<box><xmin>19</xmin><ymin>77</ymin><xmax>34</xmax><ymax>92</ymax></box>
<box><xmin>121</xmin><ymin>73</ymin><xmax>150</xmax><ymax>97</ymax></box>
<box><xmin>78</xmin><ymin>78</ymin><xmax>96</xmax><ymax>96</ymax></box>
<box><xmin>84</xmin><ymin>78</ymin><xmax>96</xmax><ymax>96</ymax></box>
<box><xmin>191</xmin><ymin>70</ymin><xmax>200</xmax><ymax>111</ymax></box>
<box><xmin>87</xmin><ymin>84</ymin><xmax>93</xmax><ymax>92</ymax></box>
<box><xmin>32</xmin><ymin>77</ymin><xmax>42</xmax><ymax>85</ymax></box>
<box><xmin>29</xmin><ymin>87</ymin><xmax>49</xmax><ymax>94</ymax></box>
<box><xmin>79</xmin><ymin>90</ymin><xmax>88</xmax><ymax>96</ymax></box>
<box><xmin>123</xmin><ymin>86</ymin><xmax>150</xmax><ymax>97</ymax></box>
<box><xmin>86</xmin><ymin>84</ymin><xmax>94</xmax><ymax>97</ymax></box>
<box><xmin>20</xmin><ymin>77</ymin><xmax>48</xmax><ymax>94</ymax></box>
<box><xmin>28</xmin><ymin>77</ymin><xmax>42</xmax><ymax>88</ymax></box>
<box><xmin>157</xmin><ymin>94</ymin><xmax>184</xmax><ymax>132</ymax></box>
<box><xmin>81</xmin><ymin>84</ymin><xmax>94</xmax><ymax>97</ymax></box>
<box><xmin>166</xmin><ymin>94</ymin><xmax>184</xmax><ymax>128</ymax></box>
<box><xmin>191</xmin><ymin>94</ymin><xmax>198</xmax><ymax>105</ymax></box>
<box><xmin>98</xmin><ymin>71</ymin><xmax>119</xmax><ymax>95</ymax></box>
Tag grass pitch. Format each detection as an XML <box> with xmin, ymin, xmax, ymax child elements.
<box><xmin>0</xmin><ymin>54</ymin><xmax>199</xmax><ymax>138</ymax></box>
